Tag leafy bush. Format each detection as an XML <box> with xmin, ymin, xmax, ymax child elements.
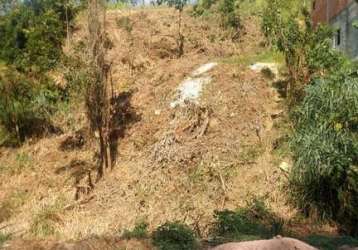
<box><xmin>152</xmin><ymin>222</ymin><xmax>198</xmax><ymax>250</ymax></box>
<box><xmin>0</xmin><ymin>69</ymin><xmax>60</xmax><ymax>144</ymax></box>
<box><xmin>210</xmin><ymin>198</ymin><xmax>284</xmax><ymax>244</ymax></box>
<box><xmin>192</xmin><ymin>0</ymin><xmax>216</xmax><ymax>16</ymax></box>
<box><xmin>290</xmin><ymin>69</ymin><xmax>358</xmax><ymax>236</ymax></box>
<box><xmin>218</xmin><ymin>0</ymin><xmax>240</xmax><ymax>29</ymax></box>
<box><xmin>261</xmin><ymin>0</ymin><xmax>346</xmax><ymax>104</ymax></box>
<box><xmin>0</xmin><ymin>0</ymin><xmax>78</xmax><ymax>72</ymax></box>
<box><xmin>0</xmin><ymin>1</ymin><xmax>79</xmax><ymax>144</ymax></box>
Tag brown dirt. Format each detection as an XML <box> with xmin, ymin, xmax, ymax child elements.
<box><xmin>0</xmin><ymin>6</ymin><xmax>337</xmax><ymax>245</ymax></box>
<box><xmin>2</xmin><ymin>237</ymin><xmax>150</xmax><ymax>250</ymax></box>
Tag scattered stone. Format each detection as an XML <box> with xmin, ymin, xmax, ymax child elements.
<box><xmin>279</xmin><ymin>161</ymin><xmax>290</xmax><ymax>173</ymax></box>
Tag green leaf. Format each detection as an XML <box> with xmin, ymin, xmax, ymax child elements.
<box><xmin>353</xmin><ymin>20</ymin><xmax>358</xmax><ymax>29</ymax></box>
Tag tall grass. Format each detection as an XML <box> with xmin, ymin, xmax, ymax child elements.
<box><xmin>290</xmin><ymin>68</ymin><xmax>358</xmax><ymax>236</ymax></box>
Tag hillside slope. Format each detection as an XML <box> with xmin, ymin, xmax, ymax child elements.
<box><xmin>0</xmin><ymin>6</ymin><xmax>338</xmax><ymax>246</ymax></box>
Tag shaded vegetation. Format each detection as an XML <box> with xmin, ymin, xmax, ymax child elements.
<box><xmin>0</xmin><ymin>232</ymin><xmax>11</xmax><ymax>248</ymax></box>
<box><xmin>152</xmin><ymin>222</ymin><xmax>199</xmax><ymax>250</ymax></box>
<box><xmin>262</xmin><ymin>0</ymin><xmax>347</xmax><ymax>104</ymax></box>
<box><xmin>290</xmin><ymin>69</ymin><xmax>358</xmax><ymax>236</ymax></box>
<box><xmin>0</xmin><ymin>69</ymin><xmax>61</xmax><ymax>145</ymax></box>
<box><xmin>0</xmin><ymin>0</ymin><xmax>79</xmax><ymax>145</ymax></box>
<box><xmin>121</xmin><ymin>221</ymin><xmax>149</xmax><ymax>239</ymax></box>
<box><xmin>209</xmin><ymin>198</ymin><xmax>284</xmax><ymax>244</ymax></box>
<box><xmin>304</xmin><ymin>235</ymin><xmax>358</xmax><ymax>250</ymax></box>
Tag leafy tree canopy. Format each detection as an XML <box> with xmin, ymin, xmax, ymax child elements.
<box><xmin>0</xmin><ymin>0</ymin><xmax>78</xmax><ymax>72</ymax></box>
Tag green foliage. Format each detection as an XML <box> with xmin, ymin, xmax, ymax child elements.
<box><xmin>107</xmin><ymin>1</ymin><xmax>127</xmax><ymax>9</ymax></box>
<box><xmin>152</xmin><ymin>222</ymin><xmax>198</xmax><ymax>250</ymax></box>
<box><xmin>290</xmin><ymin>69</ymin><xmax>358</xmax><ymax>236</ymax></box>
<box><xmin>210</xmin><ymin>198</ymin><xmax>284</xmax><ymax>244</ymax></box>
<box><xmin>353</xmin><ymin>20</ymin><xmax>358</xmax><ymax>29</ymax></box>
<box><xmin>262</xmin><ymin>0</ymin><xmax>346</xmax><ymax>104</ymax></box>
<box><xmin>122</xmin><ymin>221</ymin><xmax>149</xmax><ymax>239</ymax></box>
<box><xmin>218</xmin><ymin>0</ymin><xmax>240</xmax><ymax>29</ymax></box>
<box><xmin>0</xmin><ymin>1</ymin><xmax>80</xmax><ymax>145</ymax></box>
<box><xmin>0</xmin><ymin>232</ymin><xmax>11</xmax><ymax>247</ymax></box>
<box><xmin>0</xmin><ymin>69</ymin><xmax>60</xmax><ymax>144</ymax></box>
<box><xmin>304</xmin><ymin>235</ymin><xmax>358</xmax><ymax>250</ymax></box>
<box><xmin>0</xmin><ymin>0</ymin><xmax>78</xmax><ymax>72</ymax></box>
<box><xmin>166</xmin><ymin>0</ymin><xmax>188</xmax><ymax>11</ymax></box>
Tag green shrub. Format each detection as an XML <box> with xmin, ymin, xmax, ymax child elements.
<box><xmin>122</xmin><ymin>221</ymin><xmax>149</xmax><ymax>239</ymax></box>
<box><xmin>0</xmin><ymin>69</ymin><xmax>60</xmax><ymax>144</ymax></box>
<box><xmin>304</xmin><ymin>235</ymin><xmax>358</xmax><ymax>250</ymax></box>
<box><xmin>210</xmin><ymin>198</ymin><xmax>284</xmax><ymax>244</ymax></box>
<box><xmin>152</xmin><ymin>222</ymin><xmax>198</xmax><ymax>250</ymax></box>
<box><xmin>0</xmin><ymin>0</ymin><xmax>78</xmax><ymax>72</ymax></box>
<box><xmin>218</xmin><ymin>0</ymin><xmax>240</xmax><ymax>29</ymax></box>
<box><xmin>290</xmin><ymin>69</ymin><xmax>358</xmax><ymax>236</ymax></box>
<box><xmin>261</xmin><ymin>0</ymin><xmax>346</xmax><ymax>104</ymax></box>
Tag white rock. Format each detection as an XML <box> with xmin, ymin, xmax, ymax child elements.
<box><xmin>170</xmin><ymin>62</ymin><xmax>218</xmax><ymax>108</ymax></box>
<box><xmin>192</xmin><ymin>62</ymin><xmax>218</xmax><ymax>76</ymax></box>
<box><xmin>250</xmin><ymin>62</ymin><xmax>279</xmax><ymax>77</ymax></box>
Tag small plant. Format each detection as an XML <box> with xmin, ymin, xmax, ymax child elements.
<box><xmin>0</xmin><ymin>232</ymin><xmax>11</xmax><ymax>247</ymax></box>
<box><xmin>116</xmin><ymin>16</ymin><xmax>133</xmax><ymax>33</ymax></box>
<box><xmin>353</xmin><ymin>20</ymin><xmax>358</xmax><ymax>29</ymax></box>
<box><xmin>165</xmin><ymin>0</ymin><xmax>188</xmax><ymax>57</ymax></box>
<box><xmin>210</xmin><ymin>198</ymin><xmax>284</xmax><ymax>243</ymax></box>
<box><xmin>152</xmin><ymin>222</ymin><xmax>198</xmax><ymax>250</ymax></box>
<box><xmin>14</xmin><ymin>152</ymin><xmax>32</xmax><ymax>173</ymax></box>
<box><xmin>122</xmin><ymin>221</ymin><xmax>149</xmax><ymax>239</ymax></box>
<box><xmin>239</xmin><ymin>144</ymin><xmax>264</xmax><ymax>164</ymax></box>
<box><xmin>0</xmin><ymin>69</ymin><xmax>60</xmax><ymax>145</ymax></box>
<box><xmin>262</xmin><ymin>0</ymin><xmax>346</xmax><ymax>104</ymax></box>
<box><xmin>290</xmin><ymin>69</ymin><xmax>358</xmax><ymax>236</ymax></box>
<box><xmin>218</xmin><ymin>0</ymin><xmax>241</xmax><ymax>29</ymax></box>
<box><xmin>30</xmin><ymin>202</ymin><xmax>64</xmax><ymax>238</ymax></box>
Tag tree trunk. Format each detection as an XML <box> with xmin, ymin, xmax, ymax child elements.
<box><xmin>177</xmin><ymin>9</ymin><xmax>184</xmax><ymax>57</ymax></box>
<box><xmin>65</xmin><ymin>0</ymin><xmax>70</xmax><ymax>48</ymax></box>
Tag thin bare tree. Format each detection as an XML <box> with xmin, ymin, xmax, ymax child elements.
<box><xmin>86</xmin><ymin>0</ymin><xmax>113</xmax><ymax>180</ymax></box>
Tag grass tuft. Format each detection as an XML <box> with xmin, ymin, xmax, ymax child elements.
<box><xmin>122</xmin><ymin>220</ymin><xmax>149</xmax><ymax>239</ymax></box>
<box><xmin>209</xmin><ymin>198</ymin><xmax>284</xmax><ymax>244</ymax></box>
<box><xmin>0</xmin><ymin>232</ymin><xmax>11</xmax><ymax>247</ymax></box>
<box><xmin>30</xmin><ymin>199</ymin><xmax>65</xmax><ymax>238</ymax></box>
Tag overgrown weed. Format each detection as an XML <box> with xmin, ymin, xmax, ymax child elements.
<box><xmin>209</xmin><ymin>197</ymin><xmax>284</xmax><ymax>244</ymax></box>
<box><xmin>30</xmin><ymin>198</ymin><xmax>66</xmax><ymax>238</ymax></box>
<box><xmin>122</xmin><ymin>220</ymin><xmax>149</xmax><ymax>239</ymax></box>
<box><xmin>152</xmin><ymin>221</ymin><xmax>199</xmax><ymax>250</ymax></box>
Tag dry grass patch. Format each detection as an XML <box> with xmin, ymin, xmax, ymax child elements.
<box><xmin>30</xmin><ymin>198</ymin><xmax>66</xmax><ymax>238</ymax></box>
